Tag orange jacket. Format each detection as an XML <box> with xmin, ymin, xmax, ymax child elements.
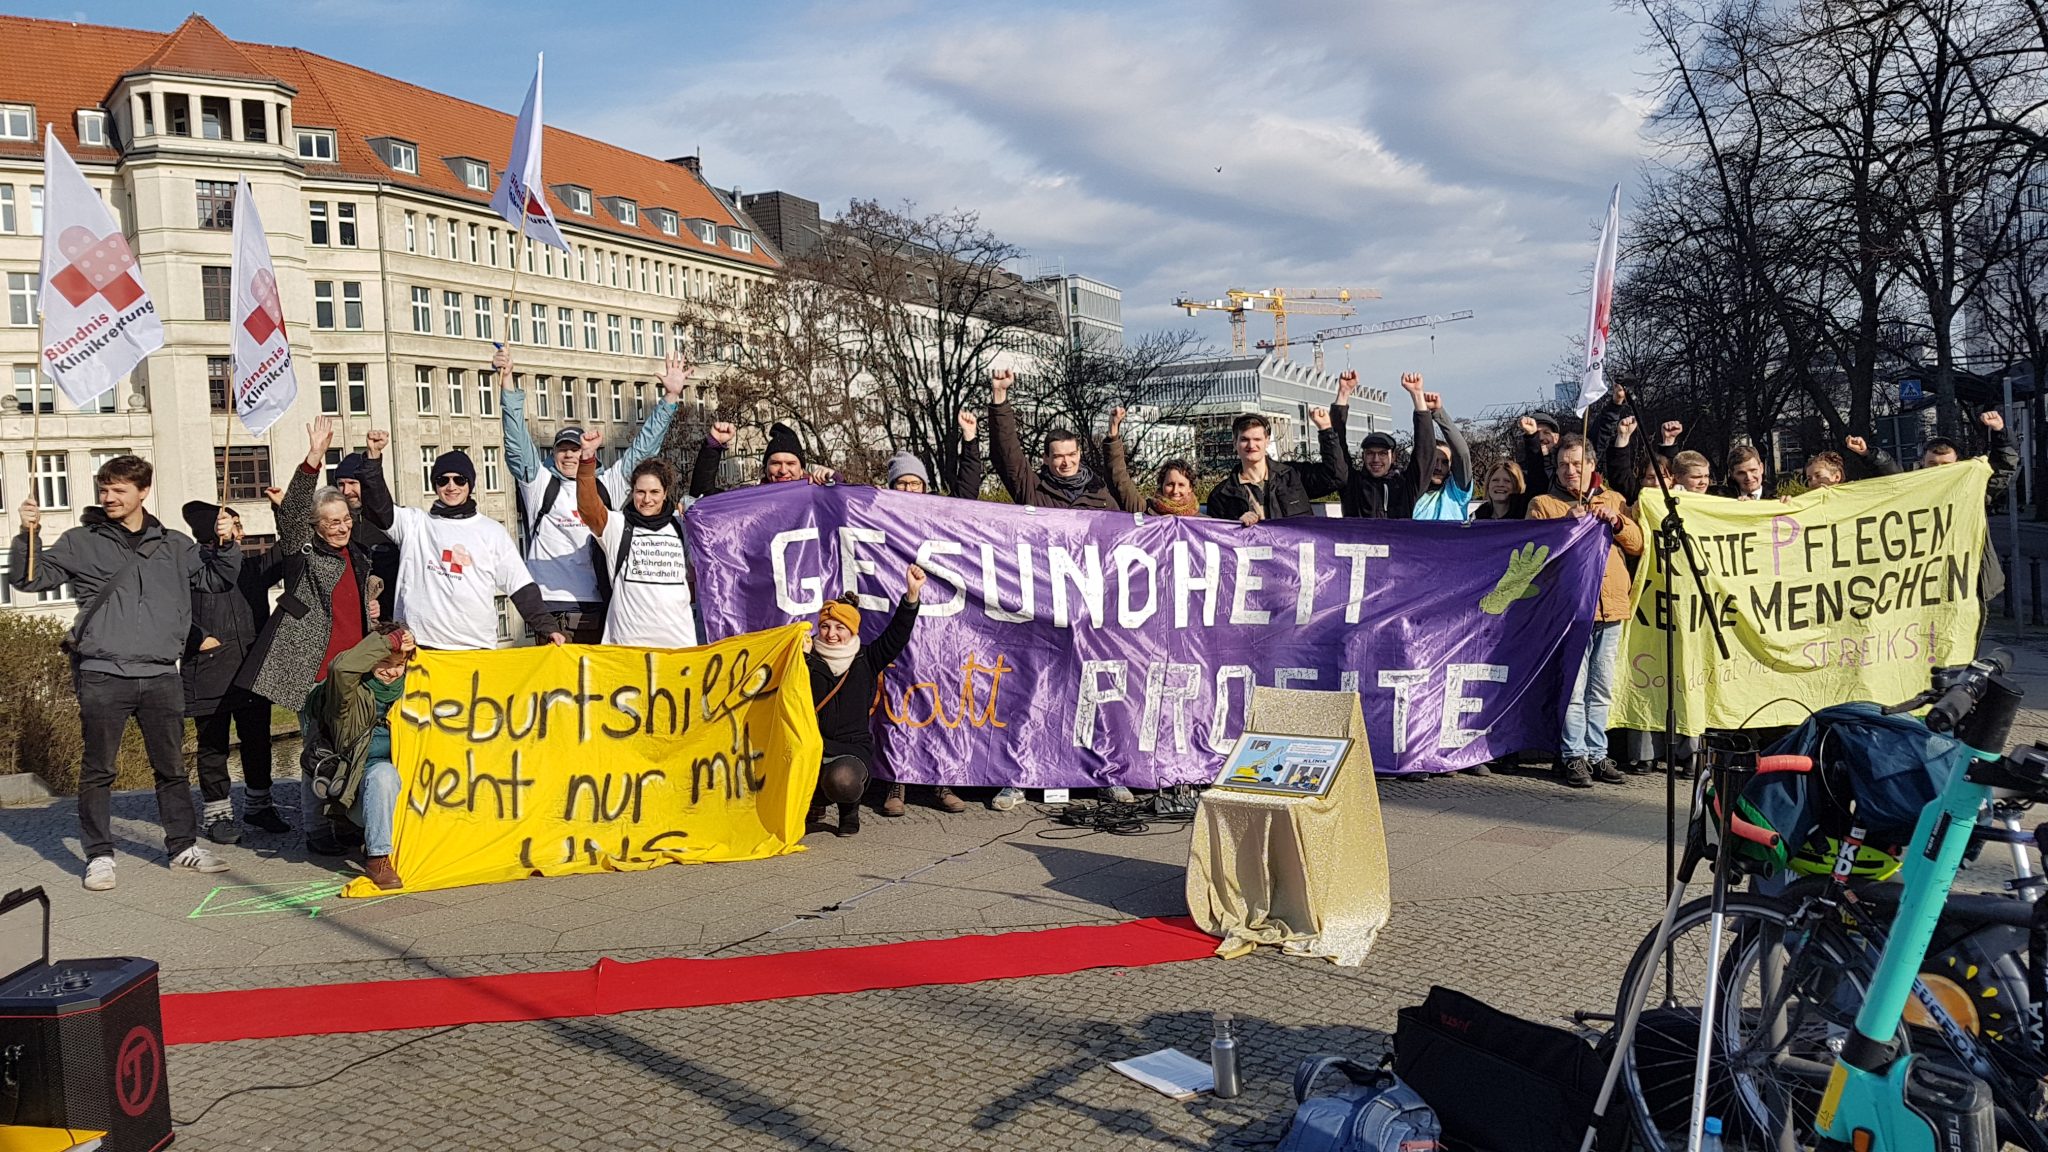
<box><xmin>1525</xmin><ymin>488</ymin><xmax>1642</xmax><ymax>623</ymax></box>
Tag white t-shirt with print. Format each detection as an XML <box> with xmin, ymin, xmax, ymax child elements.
<box><xmin>594</xmin><ymin>514</ymin><xmax>698</xmax><ymax>648</ymax></box>
<box><xmin>387</xmin><ymin>506</ymin><xmax>536</xmax><ymax>650</ymax></box>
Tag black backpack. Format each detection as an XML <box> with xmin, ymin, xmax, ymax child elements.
<box><xmin>526</xmin><ymin>472</ymin><xmax>615</xmax><ymax>598</ymax></box>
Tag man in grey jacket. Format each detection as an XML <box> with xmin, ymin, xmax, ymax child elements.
<box><xmin>10</xmin><ymin>455</ymin><xmax>241</xmax><ymax>891</ymax></box>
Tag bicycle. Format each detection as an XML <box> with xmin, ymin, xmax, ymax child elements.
<box><xmin>1606</xmin><ymin>655</ymin><xmax>2048</xmax><ymax>1152</ymax></box>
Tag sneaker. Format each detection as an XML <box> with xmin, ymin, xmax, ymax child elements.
<box><xmin>244</xmin><ymin>804</ymin><xmax>292</xmax><ymax>833</ymax></box>
<box><xmin>933</xmin><ymin>786</ymin><xmax>968</xmax><ymax>814</ymax></box>
<box><xmin>170</xmin><ymin>846</ymin><xmax>230</xmax><ymax>874</ymax></box>
<box><xmin>363</xmin><ymin>854</ymin><xmax>403</xmax><ymax>891</ymax></box>
<box><xmin>305</xmin><ymin>831</ymin><xmax>349</xmax><ymax>857</ymax></box>
<box><xmin>1592</xmin><ymin>758</ymin><xmax>1627</xmax><ymax>784</ymax></box>
<box><xmin>881</xmin><ymin>783</ymin><xmax>907</xmax><ymax>818</ymax></box>
<box><xmin>82</xmin><ymin>856</ymin><xmax>116</xmax><ymax>892</ymax></box>
<box><xmin>835</xmin><ymin>802</ymin><xmax>862</xmax><ymax>838</ymax></box>
<box><xmin>1559</xmin><ymin>759</ymin><xmax>1594</xmax><ymax>789</ymax></box>
<box><xmin>1460</xmin><ymin>762</ymin><xmax>1493</xmax><ymax>777</ymax></box>
<box><xmin>991</xmin><ymin>786</ymin><xmax>1024</xmax><ymax>811</ymax></box>
<box><xmin>1106</xmin><ymin>785</ymin><xmax>1136</xmax><ymax>804</ymax></box>
<box><xmin>205</xmin><ymin>814</ymin><xmax>243</xmax><ymax>845</ymax></box>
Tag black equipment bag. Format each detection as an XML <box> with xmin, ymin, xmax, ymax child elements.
<box><xmin>1393</xmin><ymin>986</ymin><xmax>1627</xmax><ymax>1152</ymax></box>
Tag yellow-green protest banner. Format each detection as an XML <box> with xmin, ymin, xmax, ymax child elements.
<box><xmin>1612</xmin><ymin>460</ymin><xmax>1989</xmax><ymax>735</ymax></box>
<box><xmin>341</xmin><ymin>623</ymin><xmax>821</xmax><ymax>897</ymax></box>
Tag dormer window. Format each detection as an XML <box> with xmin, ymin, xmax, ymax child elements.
<box><xmin>689</xmin><ymin>219</ymin><xmax>716</xmax><ymax>244</ymax></box>
<box><xmin>653</xmin><ymin>209</ymin><xmax>678</xmax><ymax>236</ymax></box>
<box><xmin>75</xmin><ymin>110</ymin><xmax>107</xmax><ymax>147</ymax></box>
<box><xmin>602</xmin><ymin>196</ymin><xmax>637</xmax><ymax>226</ymax></box>
<box><xmin>1</xmin><ymin>105</ymin><xmax>34</xmax><ymax>141</ymax></box>
<box><xmin>296</xmin><ymin>128</ymin><xmax>336</xmax><ymax>162</ymax></box>
<box><xmin>369</xmin><ymin>137</ymin><xmax>418</xmax><ymax>175</ymax></box>
<box><xmin>720</xmin><ymin>226</ymin><xmax>754</xmax><ymax>254</ymax></box>
<box><xmin>558</xmin><ymin>185</ymin><xmax>592</xmax><ymax>215</ymax></box>
<box><xmin>451</xmin><ymin>157</ymin><xmax>489</xmax><ymax>191</ymax></box>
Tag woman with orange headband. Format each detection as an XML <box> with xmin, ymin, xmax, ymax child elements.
<box><xmin>806</xmin><ymin>563</ymin><xmax>926</xmax><ymax>836</ymax></box>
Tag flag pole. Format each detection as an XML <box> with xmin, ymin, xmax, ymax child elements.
<box><xmin>219</xmin><ymin>404</ymin><xmax>234</xmax><ymax>508</ymax></box>
<box><xmin>25</xmin><ymin>317</ymin><xmax>42</xmax><ymax>581</ymax></box>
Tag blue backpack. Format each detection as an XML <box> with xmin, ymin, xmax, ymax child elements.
<box><xmin>1277</xmin><ymin>1056</ymin><xmax>1443</xmax><ymax>1152</ymax></box>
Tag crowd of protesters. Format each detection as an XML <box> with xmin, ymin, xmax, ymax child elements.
<box><xmin>4</xmin><ymin>351</ymin><xmax>2020</xmax><ymax>890</ymax></box>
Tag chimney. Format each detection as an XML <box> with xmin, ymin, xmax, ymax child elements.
<box><xmin>668</xmin><ymin>154</ymin><xmax>702</xmax><ymax>175</ymax></box>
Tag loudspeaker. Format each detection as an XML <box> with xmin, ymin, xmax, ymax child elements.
<box><xmin>0</xmin><ymin>887</ymin><xmax>172</xmax><ymax>1152</ymax></box>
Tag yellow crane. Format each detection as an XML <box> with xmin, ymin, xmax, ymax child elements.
<box><xmin>1173</xmin><ymin>288</ymin><xmax>1383</xmax><ymax>359</ymax></box>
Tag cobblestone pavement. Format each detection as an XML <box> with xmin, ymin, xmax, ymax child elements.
<box><xmin>5</xmin><ymin>626</ymin><xmax>2047</xmax><ymax>1150</ymax></box>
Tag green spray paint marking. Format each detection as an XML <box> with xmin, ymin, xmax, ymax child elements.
<box><xmin>189</xmin><ymin>877</ymin><xmax>392</xmax><ymax>919</ymax></box>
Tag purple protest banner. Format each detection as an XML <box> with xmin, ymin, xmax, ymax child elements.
<box><xmin>687</xmin><ymin>484</ymin><xmax>1610</xmax><ymax>785</ymax></box>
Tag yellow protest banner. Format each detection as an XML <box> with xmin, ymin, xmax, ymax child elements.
<box><xmin>1612</xmin><ymin>461</ymin><xmax>1989</xmax><ymax>735</ymax></box>
<box><xmin>341</xmin><ymin>623</ymin><xmax>821</xmax><ymax>897</ymax></box>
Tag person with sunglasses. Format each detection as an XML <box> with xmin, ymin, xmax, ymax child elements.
<box><xmin>362</xmin><ymin>448</ymin><xmax>564</xmax><ymax>650</ymax></box>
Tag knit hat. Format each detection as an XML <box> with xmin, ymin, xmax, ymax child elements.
<box><xmin>885</xmin><ymin>452</ymin><xmax>930</xmax><ymax>488</ymax></box>
<box><xmin>552</xmin><ymin>427</ymin><xmax>585</xmax><ymax>450</ymax></box>
<box><xmin>763</xmin><ymin>423</ymin><xmax>807</xmax><ymax>471</ymax></box>
<box><xmin>333</xmin><ymin>452</ymin><xmax>368</xmax><ymax>483</ymax></box>
<box><xmin>181</xmin><ymin>500</ymin><xmax>232</xmax><ymax>540</ymax></box>
<box><xmin>818</xmin><ymin>596</ymin><xmax>861</xmax><ymax>635</ymax></box>
<box><xmin>1359</xmin><ymin>432</ymin><xmax>1397</xmax><ymax>452</ymax></box>
<box><xmin>431</xmin><ymin>450</ymin><xmax>476</xmax><ymax>487</ymax></box>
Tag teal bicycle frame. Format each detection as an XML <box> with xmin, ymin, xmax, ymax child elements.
<box><xmin>1814</xmin><ymin>738</ymin><xmax>2001</xmax><ymax>1149</ymax></box>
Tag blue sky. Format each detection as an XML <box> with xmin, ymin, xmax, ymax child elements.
<box><xmin>24</xmin><ymin>1</ymin><xmax>1657</xmax><ymax>414</ymax></box>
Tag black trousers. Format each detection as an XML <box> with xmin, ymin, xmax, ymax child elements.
<box><xmin>553</xmin><ymin>603</ymin><xmax>607</xmax><ymax>644</ymax></box>
<box><xmin>77</xmin><ymin>670</ymin><xmax>195</xmax><ymax>860</ymax></box>
<box><xmin>195</xmin><ymin>695</ymin><xmax>275</xmax><ymax>802</ymax></box>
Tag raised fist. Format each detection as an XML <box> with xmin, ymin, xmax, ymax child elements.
<box><xmin>1398</xmin><ymin>372</ymin><xmax>1425</xmax><ymax>399</ymax></box>
<box><xmin>990</xmin><ymin>367</ymin><xmax>1014</xmax><ymax>404</ymax></box>
<box><xmin>366</xmin><ymin>429</ymin><xmax>389</xmax><ymax>458</ymax></box>
<box><xmin>905</xmin><ymin>563</ymin><xmax>927</xmax><ymax>600</ymax></box>
<box><xmin>1519</xmin><ymin>415</ymin><xmax>1539</xmax><ymax>436</ymax></box>
<box><xmin>1844</xmin><ymin>435</ymin><xmax>1868</xmax><ymax>456</ymax></box>
<box><xmin>1336</xmin><ymin>370</ymin><xmax>1358</xmax><ymax>404</ymax></box>
<box><xmin>1982</xmin><ymin>409</ymin><xmax>2006</xmax><ymax>433</ymax></box>
<box><xmin>1310</xmin><ymin>406</ymin><xmax>1332</xmax><ymax>430</ymax></box>
<box><xmin>1423</xmin><ymin>391</ymin><xmax>1442</xmax><ymax>413</ymax></box>
<box><xmin>263</xmin><ymin>486</ymin><xmax>285</xmax><ymax>508</ymax></box>
<box><xmin>708</xmin><ymin>421</ymin><xmax>735</xmax><ymax>447</ymax></box>
<box><xmin>17</xmin><ymin>499</ymin><xmax>38</xmax><ymax>535</ymax></box>
<box><xmin>1616</xmin><ymin>414</ymin><xmax>1637</xmax><ymax>444</ymax></box>
<box><xmin>1109</xmin><ymin>406</ymin><xmax>1127</xmax><ymax>439</ymax></box>
<box><xmin>491</xmin><ymin>346</ymin><xmax>512</xmax><ymax>376</ymax></box>
<box><xmin>957</xmin><ymin>409</ymin><xmax>978</xmax><ymax>442</ymax></box>
<box><xmin>581</xmin><ymin>429</ymin><xmax>603</xmax><ymax>460</ymax></box>
<box><xmin>1660</xmin><ymin>420</ymin><xmax>1683</xmax><ymax>445</ymax></box>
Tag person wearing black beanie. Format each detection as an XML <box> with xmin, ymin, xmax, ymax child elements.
<box><xmin>689</xmin><ymin>418</ymin><xmax>829</xmax><ymax>497</ymax></box>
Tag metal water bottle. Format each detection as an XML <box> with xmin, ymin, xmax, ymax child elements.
<box><xmin>1210</xmin><ymin>1011</ymin><xmax>1240</xmax><ymax>1098</ymax></box>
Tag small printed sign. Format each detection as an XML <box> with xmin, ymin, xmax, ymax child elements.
<box><xmin>1213</xmin><ymin>733</ymin><xmax>1350</xmax><ymax>798</ymax></box>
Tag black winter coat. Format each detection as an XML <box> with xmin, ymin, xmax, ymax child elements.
<box><xmin>183</xmin><ymin>543</ymin><xmax>275</xmax><ymax>716</ymax></box>
<box><xmin>807</xmin><ymin>598</ymin><xmax>920</xmax><ymax>764</ymax></box>
<box><xmin>1206</xmin><ymin>425</ymin><xmax>1349</xmax><ymax>522</ymax></box>
<box><xmin>1331</xmin><ymin>403</ymin><xmax>1431</xmax><ymax>519</ymax></box>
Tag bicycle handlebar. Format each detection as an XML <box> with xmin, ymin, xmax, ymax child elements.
<box><xmin>1926</xmin><ymin>649</ymin><xmax>2014</xmax><ymax>734</ymax></box>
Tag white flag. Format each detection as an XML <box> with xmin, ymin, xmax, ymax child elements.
<box><xmin>229</xmin><ymin>178</ymin><xmax>297</xmax><ymax>436</ymax></box>
<box><xmin>490</xmin><ymin>54</ymin><xmax>569</xmax><ymax>252</ymax></box>
<box><xmin>37</xmin><ymin>127</ymin><xmax>163</xmax><ymax>408</ymax></box>
<box><xmin>1576</xmin><ymin>184</ymin><xmax>1621</xmax><ymax>417</ymax></box>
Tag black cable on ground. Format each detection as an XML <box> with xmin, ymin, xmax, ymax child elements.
<box><xmin>1037</xmin><ymin>798</ymin><xmax>1197</xmax><ymax>839</ymax></box>
<box><xmin>172</xmin><ymin>1024</ymin><xmax>465</xmax><ymax>1128</ymax></box>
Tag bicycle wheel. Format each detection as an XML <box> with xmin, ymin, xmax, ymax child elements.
<box><xmin>1613</xmin><ymin>891</ymin><xmax>1901</xmax><ymax>1152</ymax></box>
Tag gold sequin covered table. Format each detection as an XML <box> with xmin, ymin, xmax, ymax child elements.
<box><xmin>1184</xmin><ymin>687</ymin><xmax>1391</xmax><ymax>967</ymax></box>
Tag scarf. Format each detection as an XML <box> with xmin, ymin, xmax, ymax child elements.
<box><xmin>430</xmin><ymin>498</ymin><xmax>478</xmax><ymax>519</ymax></box>
<box><xmin>624</xmin><ymin>500</ymin><xmax>678</xmax><ymax>531</ymax></box>
<box><xmin>1037</xmin><ymin>463</ymin><xmax>1099</xmax><ymax>501</ymax></box>
<box><xmin>1146</xmin><ymin>492</ymin><xmax>1199</xmax><ymax>517</ymax></box>
<box><xmin>814</xmin><ymin>633</ymin><xmax>859</xmax><ymax>678</ymax></box>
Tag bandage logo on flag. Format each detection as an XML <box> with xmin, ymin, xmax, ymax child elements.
<box><xmin>229</xmin><ymin>177</ymin><xmax>297</xmax><ymax>436</ymax></box>
<box><xmin>490</xmin><ymin>54</ymin><xmax>569</xmax><ymax>252</ymax></box>
<box><xmin>37</xmin><ymin>127</ymin><xmax>164</xmax><ymax>408</ymax></box>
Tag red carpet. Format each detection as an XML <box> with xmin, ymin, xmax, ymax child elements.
<box><xmin>161</xmin><ymin>916</ymin><xmax>1216</xmax><ymax>1045</ymax></box>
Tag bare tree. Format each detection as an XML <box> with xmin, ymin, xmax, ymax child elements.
<box><xmin>1006</xmin><ymin>329</ymin><xmax>1222</xmax><ymax>482</ymax></box>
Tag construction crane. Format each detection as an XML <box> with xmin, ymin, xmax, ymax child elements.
<box><xmin>1173</xmin><ymin>287</ymin><xmax>1383</xmax><ymax>358</ymax></box>
<box><xmin>1257</xmin><ymin>310</ymin><xmax>1476</xmax><ymax>372</ymax></box>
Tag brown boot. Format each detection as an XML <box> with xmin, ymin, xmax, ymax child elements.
<box><xmin>932</xmin><ymin>786</ymin><xmax>967</xmax><ymax>814</ymax></box>
<box><xmin>363</xmin><ymin>855</ymin><xmax>403</xmax><ymax>891</ymax></box>
<box><xmin>881</xmin><ymin>783</ymin><xmax>906</xmax><ymax>817</ymax></box>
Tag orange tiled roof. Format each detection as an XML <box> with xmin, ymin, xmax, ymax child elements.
<box><xmin>0</xmin><ymin>13</ymin><xmax>777</xmax><ymax>269</ymax></box>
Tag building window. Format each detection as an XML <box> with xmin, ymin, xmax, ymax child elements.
<box><xmin>560</xmin><ymin>378</ymin><xmax>575</xmax><ymax>421</ymax></box>
<box><xmin>633</xmin><ymin>383</ymin><xmax>646</xmax><ymax>421</ymax></box>
<box><xmin>478</xmin><ymin>371</ymin><xmax>496</xmax><ymax>417</ymax></box>
<box><xmin>530</xmin><ymin>302</ymin><xmax>546</xmax><ymax>346</ymax></box>
<box><xmin>167</xmin><ymin>96</ymin><xmax>190</xmax><ymax>137</ymax></box>
<box><xmin>414</xmin><ymin>365</ymin><xmax>434</xmax><ymax>413</ymax></box>
<box><xmin>28</xmin><ymin>186</ymin><xmax>40</xmax><ymax>235</ymax></box>
<box><xmin>502</xmin><ymin>298</ymin><xmax>520</xmax><ymax>343</ymax></box>
<box><xmin>9</xmin><ymin>272</ymin><xmax>41</xmax><ymax>326</ymax></box>
<box><xmin>652</xmin><ymin>320</ymin><xmax>667</xmax><ymax>358</ymax></box>
<box><xmin>0</xmin><ymin>105</ymin><xmax>33</xmax><ymax>140</ymax></box>
<box><xmin>587</xmin><ymin>379</ymin><xmax>600</xmax><ymax>421</ymax></box>
<box><xmin>75</xmin><ymin>110</ymin><xmax>107</xmax><ymax>147</ymax></box>
<box><xmin>405</xmin><ymin>212</ymin><xmax>416</xmax><ymax>253</ymax></box>
<box><xmin>608</xmin><ymin>251</ymin><xmax>618</xmax><ymax>287</ymax></box>
<box><xmin>313</xmin><ymin>281</ymin><xmax>335</xmax><ymax>329</ymax></box>
<box><xmin>86</xmin><ymin>387</ymin><xmax>116</xmax><ymax>415</ymax></box>
<box><xmin>564</xmin><ymin>186</ymin><xmax>591</xmax><ymax>214</ymax></box>
<box><xmin>582</xmin><ymin>311</ymin><xmax>597</xmax><ymax>350</ymax></box>
<box><xmin>447</xmin><ymin>368</ymin><xmax>466</xmax><ymax>415</ymax></box>
<box><xmin>610</xmin><ymin>381</ymin><xmax>623</xmax><ymax>422</ymax></box>
<box><xmin>242</xmin><ymin>99</ymin><xmax>268</xmax><ymax>143</ymax></box>
<box><xmin>443</xmin><ymin>290</ymin><xmax>463</xmax><ymax>337</ymax></box>
<box><xmin>425</xmin><ymin>215</ymin><xmax>438</xmax><ymax>257</ymax></box>
<box><xmin>347</xmin><ymin>363</ymin><xmax>368</xmax><ymax>414</ymax></box>
<box><xmin>693</xmin><ymin>220</ymin><xmax>716</xmax><ymax>244</ymax></box>
<box><xmin>482</xmin><ymin>446</ymin><xmax>501</xmax><ymax>491</ymax></box>
<box><xmin>544</xmin><ymin>247</ymin><xmax>555</xmax><ymax>277</ymax></box>
<box><xmin>606</xmin><ymin>314</ymin><xmax>621</xmax><ymax>353</ymax></box>
<box><xmin>390</xmin><ymin>141</ymin><xmax>417</xmax><ymax>174</ymax></box>
<box><xmin>196</xmin><ymin>180</ymin><xmax>234</xmax><ymax>230</ymax></box>
<box><xmin>308</xmin><ymin>201</ymin><xmax>329</xmax><ymax>245</ymax></box>
<box><xmin>317</xmin><ymin>362</ymin><xmax>338</xmax><ymax>414</ymax></box>
<box><xmin>488</xmin><ymin>227</ymin><xmax>499</xmax><ymax>267</ymax></box>
<box><xmin>667</xmin><ymin>263</ymin><xmax>677</xmax><ymax>296</ymax></box>
<box><xmin>15</xmin><ymin>364</ymin><xmax>53</xmax><ymax>414</ymax></box>
<box><xmin>577</xmin><ymin>246</ymin><xmax>587</xmax><ymax>280</ymax></box>
<box><xmin>202</xmin><ymin>266</ymin><xmax>232</xmax><ymax>321</ymax></box>
<box><xmin>532</xmin><ymin>375</ymin><xmax>549</xmax><ymax>419</ymax></box>
<box><xmin>33</xmin><ymin>451</ymin><xmax>67</xmax><ymax>508</ymax></box>
<box><xmin>458</xmin><ymin>159</ymin><xmax>488</xmax><ymax>190</ymax></box>
<box><xmin>215</xmin><ymin>446</ymin><xmax>270</xmax><ymax>501</ymax></box>
<box><xmin>0</xmin><ymin>186</ymin><xmax>13</xmax><ymax>233</ymax></box>
<box><xmin>410</xmin><ymin>287</ymin><xmax>430</xmax><ymax>333</ymax></box>
<box><xmin>557</xmin><ymin>307</ymin><xmax>573</xmax><ymax>347</ymax></box>
<box><xmin>474</xmin><ymin>295</ymin><xmax>493</xmax><ymax>340</ymax></box>
<box><xmin>446</xmin><ymin>219</ymin><xmax>457</xmax><ymax>261</ymax></box>
<box><xmin>638</xmin><ymin>259</ymin><xmax>648</xmax><ymax>293</ymax></box>
<box><xmin>296</xmin><ymin>129</ymin><xmax>336</xmax><ymax>162</ymax></box>
<box><xmin>730</xmin><ymin>230</ymin><xmax>754</xmax><ymax>254</ymax></box>
<box><xmin>342</xmin><ymin>281</ymin><xmax>363</xmax><ymax>329</ymax></box>
<box><xmin>337</xmin><ymin>203</ymin><xmax>357</xmax><ymax>247</ymax></box>
<box><xmin>199</xmin><ymin>96</ymin><xmax>229</xmax><ymax>140</ymax></box>
<box><xmin>419</xmin><ymin>446</ymin><xmax>438</xmax><ymax>496</ymax></box>
<box><xmin>209</xmin><ymin>356</ymin><xmax>235</xmax><ymax>413</ymax></box>
<box><xmin>630</xmin><ymin>317</ymin><xmax>645</xmax><ymax>356</ymax></box>
<box><xmin>467</xmin><ymin>223</ymin><xmax>478</xmax><ymax>262</ymax></box>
